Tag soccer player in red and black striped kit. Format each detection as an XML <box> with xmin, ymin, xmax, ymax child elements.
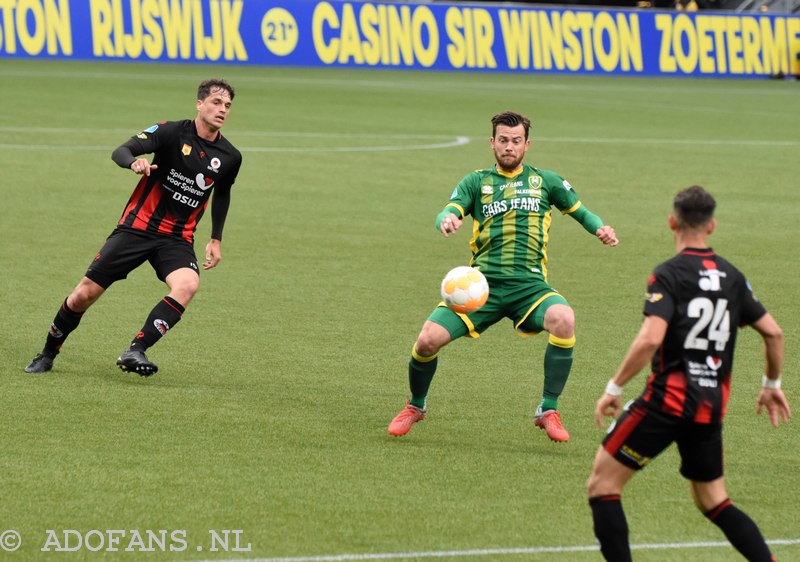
<box><xmin>586</xmin><ymin>186</ymin><xmax>790</xmax><ymax>561</ymax></box>
<box><xmin>24</xmin><ymin>79</ymin><xmax>242</xmax><ymax>377</ymax></box>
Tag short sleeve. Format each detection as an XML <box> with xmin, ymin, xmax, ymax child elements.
<box><xmin>739</xmin><ymin>278</ymin><xmax>768</xmax><ymax>325</ymax></box>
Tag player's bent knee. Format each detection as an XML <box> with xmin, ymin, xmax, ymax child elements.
<box><xmin>166</xmin><ymin>269</ymin><xmax>200</xmax><ymax>303</ymax></box>
<box><xmin>416</xmin><ymin>322</ymin><xmax>451</xmax><ymax>357</ymax></box>
<box><xmin>586</xmin><ymin>471</ymin><xmax>620</xmax><ymax>497</ymax></box>
<box><xmin>415</xmin><ymin>337</ymin><xmax>441</xmax><ymax>358</ymax></box>
<box><xmin>69</xmin><ymin>279</ymin><xmax>105</xmax><ymax>310</ymax></box>
<box><xmin>173</xmin><ymin>287</ymin><xmax>198</xmax><ymax>307</ymax></box>
<box><xmin>183</xmin><ymin>279</ymin><xmax>200</xmax><ymax>297</ymax></box>
<box><xmin>690</xmin><ymin>478</ymin><xmax>728</xmax><ymax>512</ymax></box>
<box><xmin>586</xmin><ymin>473</ymin><xmax>601</xmax><ymax>497</ymax></box>
<box><xmin>586</xmin><ymin>464</ymin><xmax>610</xmax><ymax>496</ymax></box>
<box><xmin>543</xmin><ymin>304</ymin><xmax>575</xmax><ymax>339</ymax></box>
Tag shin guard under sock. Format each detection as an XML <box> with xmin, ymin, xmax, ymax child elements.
<box><xmin>705</xmin><ymin>499</ymin><xmax>773</xmax><ymax>561</ymax></box>
<box><xmin>43</xmin><ymin>299</ymin><xmax>85</xmax><ymax>357</ymax></box>
<box><xmin>129</xmin><ymin>296</ymin><xmax>185</xmax><ymax>351</ymax></box>
<box><xmin>589</xmin><ymin>495</ymin><xmax>632</xmax><ymax>562</ymax></box>
<box><xmin>540</xmin><ymin>334</ymin><xmax>575</xmax><ymax>411</ymax></box>
<box><xmin>409</xmin><ymin>346</ymin><xmax>438</xmax><ymax>409</ymax></box>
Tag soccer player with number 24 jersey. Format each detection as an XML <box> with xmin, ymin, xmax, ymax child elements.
<box><xmin>587</xmin><ymin>186</ymin><xmax>790</xmax><ymax>562</ymax></box>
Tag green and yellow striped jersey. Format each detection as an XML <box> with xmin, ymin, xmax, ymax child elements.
<box><xmin>443</xmin><ymin>163</ymin><xmax>599</xmax><ymax>283</ymax></box>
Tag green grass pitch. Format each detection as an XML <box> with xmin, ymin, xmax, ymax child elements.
<box><xmin>1</xmin><ymin>59</ymin><xmax>798</xmax><ymax>561</ymax></box>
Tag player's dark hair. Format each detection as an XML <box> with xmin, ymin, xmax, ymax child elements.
<box><xmin>673</xmin><ymin>185</ymin><xmax>716</xmax><ymax>228</ymax></box>
<box><xmin>491</xmin><ymin>111</ymin><xmax>531</xmax><ymax>139</ymax></box>
<box><xmin>198</xmin><ymin>79</ymin><xmax>235</xmax><ymax>101</ymax></box>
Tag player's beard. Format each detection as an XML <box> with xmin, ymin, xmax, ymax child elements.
<box><xmin>495</xmin><ymin>152</ymin><xmax>523</xmax><ymax>173</ymax></box>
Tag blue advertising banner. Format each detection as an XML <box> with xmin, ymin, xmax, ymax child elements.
<box><xmin>1</xmin><ymin>0</ymin><xmax>798</xmax><ymax>77</ymax></box>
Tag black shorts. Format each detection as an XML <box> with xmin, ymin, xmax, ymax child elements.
<box><xmin>85</xmin><ymin>228</ymin><xmax>199</xmax><ymax>289</ymax></box>
<box><xmin>602</xmin><ymin>400</ymin><xmax>723</xmax><ymax>482</ymax></box>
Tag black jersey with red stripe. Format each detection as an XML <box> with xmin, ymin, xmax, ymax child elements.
<box><xmin>114</xmin><ymin>120</ymin><xmax>242</xmax><ymax>243</ymax></box>
<box><xmin>634</xmin><ymin>248</ymin><xmax>767</xmax><ymax>423</ymax></box>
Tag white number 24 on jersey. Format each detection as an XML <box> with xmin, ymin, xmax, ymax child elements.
<box><xmin>684</xmin><ymin>297</ymin><xmax>731</xmax><ymax>352</ymax></box>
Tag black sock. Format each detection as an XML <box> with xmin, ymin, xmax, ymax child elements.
<box><xmin>589</xmin><ymin>495</ymin><xmax>632</xmax><ymax>562</ymax></box>
<box><xmin>705</xmin><ymin>500</ymin><xmax>773</xmax><ymax>561</ymax></box>
<box><xmin>42</xmin><ymin>299</ymin><xmax>85</xmax><ymax>357</ymax></box>
<box><xmin>129</xmin><ymin>296</ymin><xmax>185</xmax><ymax>351</ymax></box>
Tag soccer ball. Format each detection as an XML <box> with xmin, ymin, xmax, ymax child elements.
<box><xmin>440</xmin><ymin>266</ymin><xmax>489</xmax><ymax>314</ymax></box>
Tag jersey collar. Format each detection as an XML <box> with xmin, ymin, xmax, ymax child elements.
<box><xmin>494</xmin><ymin>164</ymin><xmax>525</xmax><ymax>178</ymax></box>
<box><xmin>681</xmin><ymin>247</ymin><xmax>714</xmax><ymax>256</ymax></box>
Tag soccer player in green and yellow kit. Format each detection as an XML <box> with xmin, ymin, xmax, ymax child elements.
<box><xmin>388</xmin><ymin>111</ymin><xmax>619</xmax><ymax>442</ymax></box>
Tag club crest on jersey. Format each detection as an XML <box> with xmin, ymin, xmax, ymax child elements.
<box><xmin>196</xmin><ymin>173</ymin><xmax>214</xmax><ymax>190</ymax></box>
<box><xmin>699</xmin><ymin>260</ymin><xmax>726</xmax><ymax>292</ymax></box>
<box><xmin>529</xmin><ymin>176</ymin><xmax>542</xmax><ymax>189</ymax></box>
<box><xmin>481</xmin><ymin>185</ymin><xmax>493</xmax><ymax>194</ymax></box>
<box><xmin>182</xmin><ymin>144</ymin><xmax>192</xmax><ymax>156</ymax></box>
<box><xmin>208</xmin><ymin>157</ymin><xmax>221</xmax><ymax>173</ymax></box>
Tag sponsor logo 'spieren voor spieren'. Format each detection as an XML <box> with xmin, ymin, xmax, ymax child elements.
<box><xmin>165</xmin><ymin>168</ymin><xmax>214</xmax><ymax>208</ymax></box>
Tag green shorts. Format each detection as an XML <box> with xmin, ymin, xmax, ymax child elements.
<box><xmin>428</xmin><ymin>279</ymin><xmax>569</xmax><ymax>340</ymax></box>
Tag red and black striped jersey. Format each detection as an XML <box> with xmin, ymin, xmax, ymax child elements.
<box><xmin>634</xmin><ymin>248</ymin><xmax>767</xmax><ymax>423</ymax></box>
<box><xmin>112</xmin><ymin>120</ymin><xmax>242</xmax><ymax>243</ymax></box>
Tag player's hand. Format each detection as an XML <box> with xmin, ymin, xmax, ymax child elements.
<box><xmin>595</xmin><ymin>393</ymin><xmax>621</xmax><ymax>428</ymax></box>
<box><xmin>756</xmin><ymin>388</ymin><xmax>791</xmax><ymax>428</ymax></box>
<box><xmin>596</xmin><ymin>225</ymin><xmax>618</xmax><ymax>247</ymax></box>
<box><xmin>440</xmin><ymin>213</ymin><xmax>462</xmax><ymax>237</ymax></box>
<box><xmin>203</xmin><ymin>239</ymin><xmax>221</xmax><ymax>270</ymax></box>
<box><xmin>131</xmin><ymin>159</ymin><xmax>158</xmax><ymax>176</ymax></box>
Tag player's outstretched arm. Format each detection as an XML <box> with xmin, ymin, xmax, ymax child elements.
<box><xmin>567</xmin><ymin>205</ymin><xmax>618</xmax><ymax>246</ymax></box>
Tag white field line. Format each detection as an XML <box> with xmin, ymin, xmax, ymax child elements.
<box><xmin>184</xmin><ymin>538</ymin><xmax>800</xmax><ymax>562</ymax></box>
<box><xmin>0</xmin><ymin>138</ymin><xmax>470</xmax><ymax>153</ymax></box>
<box><xmin>0</xmin><ymin>126</ymin><xmax>798</xmax><ymax>154</ymax></box>
<box><xmin>1</xmin><ymin>126</ymin><xmax>797</xmax><ymax>147</ymax></box>
<box><xmin>242</xmin><ymin>136</ymin><xmax>470</xmax><ymax>152</ymax></box>
<box><xmin>0</xmin><ymin>127</ymin><xmax>470</xmax><ymax>153</ymax></box>
<box><xmin>0</xmin><ymin>127</ymin><xmax>453</xmax><ymax>138</ymax></box>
